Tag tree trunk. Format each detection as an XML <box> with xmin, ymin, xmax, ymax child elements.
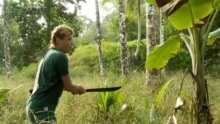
<box><xmin>44</xmin><ymin>0</ymin><xmax>53</xmax><ymax>44</ymax></box>
<box><xmin>119</xmin><ymin>0</ymin><xmax>128</xmax><ymax>76</ymax></box>
<box><xmin>159</xmin><ymin>9</ymin><xmax>164</xmax><ymax>45</ymax></box>
<box><xmin>146</xmin><ymin>4</ymin><xmax>160</xmax><ymax>86</ymax></box>
<box><xmin>135</xmin><ymin>0</ymin><xmax>141</xmax><ymax>57</ymax></box>
<box><xmin>95</xmin><ymin>0</ymin><xmax>104</xmax><ymax>76</ymax></box>
<box><xmin>195</xmin><ymin>61</ymin><xmax>212</xmax><ymax>124</ymax></box>
<box><xmin>3</xmin><ymin>0</ymin><xmax>12</xmax><ymax>78</ymax></box>
<box><xmin>159</xmin><ymin>8</ymin><xmax>165</xmax><ymax>75</ymax></box>
<box><xmin>192</xmin><ymin>30</ymin><xmax>212</xmax><ymax>124</ymax></box>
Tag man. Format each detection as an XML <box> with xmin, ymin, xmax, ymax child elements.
<box><xmin>26</xmin><ymin>25</ymin><xmax>86</xmax><ymax>124</ymax></box>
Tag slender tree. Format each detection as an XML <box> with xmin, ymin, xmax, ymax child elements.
<box><xmin>135</xmin><ymin>0</ymin><xmax>141</xmax><ymax>57</ymax></box>
<box><xmin>43</xmin><ymin>0</ymin><xmax>53</xmax><ymax>44</ymax></box>
<box><xmin>95</xmin><ymin>0</ymin><xmax>104</xmax><ymax>76</ymax></box>
<box><xmin>159</xmin><ymin>8</ymin><xmax>165</xmax><ymax>75</ymax></box>
<box><xmin>3</xmin><ymin>0</ymin><xmax>12</xmax><ymax>78</ymax></box>
<box><xmin>101</xmin><ymin>0</ymin><xmax>146</xmax><ymax>42</ymax></box>
<box><xmin>146</xmin><ymin>3</ymin><xmax>160</xmax><ymax>85</ymax></box>
<box><xmin>118</xmin><ymin>0</ymin><xmax>128</xmax><ymax>76</ymax></box>
<box><xmin>159</xmin><ymin>9</ymin><xmax>164</xmax><ymax>45</ymax></box>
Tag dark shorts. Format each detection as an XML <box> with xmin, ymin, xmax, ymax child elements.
<box><xmin>26</xmin><ymin>105</ymin><xmax>56</xmax><ymax>124</ymax></box>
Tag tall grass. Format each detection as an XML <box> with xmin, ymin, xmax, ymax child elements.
<box><xmin>0</xmin><ymin>71</ymin><xmax>219</xmax><ymax>124</ymax></box>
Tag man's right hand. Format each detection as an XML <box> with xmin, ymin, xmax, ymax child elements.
<box><xmin>76</xmin><ymin>85</ymin><xmax>86</xmax><ymax>95</ymax></box>
<box><xmin>62</xmin><ymin>75</ymin><xmax>86</xmax><ymax>95</ymax></box>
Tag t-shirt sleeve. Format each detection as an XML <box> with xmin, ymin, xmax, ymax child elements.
<box><xmin>55</xmin><ymin>54</ymin><xmax>69</xmax><ymax>76</ymax></box>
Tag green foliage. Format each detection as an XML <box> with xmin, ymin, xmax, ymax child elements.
<box><xmin>0</xmin><ymin>89</ymin><xmax>9</xmax><ymax>100</ymax></box>
<box><xmin>69</xmin><ymin>40</ymin><xmax>146</xmax><ymax>75</ymax></box>
<box><xmin>213</xmin><ymin>0</ymin><xmax>220</xmax><ymax>7</ymax></box>
<box><xmin>69</xmin><ymin>44</ymin><xmax>99</xmax><ymax>74</ymax></box>
<box><xmin>98</xmin><ymin>91</ymin><xmax>125</xmax><ymax>113</ymax></box>
<box><xmin>20</xmin><ymin>63</ymin><xmax>38</xmax><ymax>79</ymax></box>
<box><xmin>149</xmin><ymin>79</ymin><xmax>173</xmax><ymax>124</ymax></box>
<box><xmin>69</xmin><ymin>41</ymin><xmax>120</xmax><ymax>74</ymax></box>
<box><xmin>0</xmin><ymin>42</ymin><xmax>4</xmax><ymax>72</ymax></box>
<box><xmin>150</xmin><ymin>1</ymin><xmax>220</xmax><ymax>122</ymax></box>
<box><xmin>208</xmin><ymin>28</ymin><xmax>220</xmax><ymax>45</ymax></box>
<box><xmin>149</xmin><ymin>104</ymin><xmax>159</xmax><ymax>124</ymax></box>
<box><xmin>0</xmin><ymin>89</ymin><xmax>9</xmax><ymax>108</ymax></box>
<box><xmin>0</xmin><ymin>77</ymin><xmax>31</xmax><ymax>124</ymax></box>
<box><xmin>4</xmin><ymin>0</ymin><xmax>84</xmax><ymax>69</ymax></box>
<box><xmin>75</xmin><ymin>22</ymin><xmax>96</xmax><ymax>45</ymax></box>
<box><xmin>7</xmin><ymin>1</ymin><xmax>45</xmax><ymax>68</ymax></box>
<box><xmin>101</xmin><ymin>5</ymin><xmax>146</xmax><ymax>42</ymax></box>
<box><xmin>166</xmin><ymin>48</ymin><xmax>191</xmax><ymax>71</ymax></box>
<box><xmin>149</xmin><ymin>0</ymin><xmax>220</xmax><ymax>74</ymax></box>
<box><xmin>127</xmin><ymin>40</ymin><xmax>146</xmax><ymax>71</ymax></box>
<box><xmin>71</xmin><ymin>37</ymin><xmax>215</xmax><ymax>75</ymax></box>
<box><xmin>102</xmin><ymin>11</ymin><xmax>120</xmax><ymax>42</ymax></box>
<box><xmin>99</xmin><ymin>0</ymin><xmax>146</xmax><ymax>42</ymax></box>
<box><xmin>145</xmin><ymin>0</ymin><xmax>156</xmax><ymax>4</ymax></box>
<box><xmin>0</xmin><ymin>72</ymin><xmax>220</xmax><ymax>123</ymax></box>
<box><xmin>146</xmin><ymin>35</ymin><xmax>181</xmax><ymax>70</ymax></box>
<box><xmin>167</xmin><ymin>0</ymin><xmax>213</xmax><ymax>30</ymax></box>
<box><xmin>205</xmin><ymin>43</ymin><xmax>220</xmax><ymax>77</ymax></box>
<box><xmin>69</xmin><ymin>65</ymin><xmax>92</xmax><ymax>77</ymax></box>
<box><xmin>152</xmin><ymin>0</ymin><xmax>220</xmax><ymax>74</ymax></box>
<box><xmin>163</xmin><ymin>19</ymin><xmax>183</xmax><ymax>41</ymax></box>
<box><xmin>101</xmin><ymin>41</ymin><xmax>121</xmax><ymax>72</ymax></box>
<box><xmin>155</xmin><ymin>79</ymin><xmax>173</xmax><ymax>108</ymax></box>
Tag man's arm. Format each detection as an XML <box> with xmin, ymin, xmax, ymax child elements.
<box><xmin>61</xmin><ymin>75</ymin><xmax>85</xmax><ymax>95</ymax></box>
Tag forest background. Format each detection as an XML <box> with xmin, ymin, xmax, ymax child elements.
<box><xmin>0</xmin><ymin>0</ymin><xmax>220</xmax><ymax>124</ymax></box>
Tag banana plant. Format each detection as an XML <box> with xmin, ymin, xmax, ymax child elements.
<box><xmin>145</xmin><ymin>0</ymin><xmax>220</xmax><ymax>123</ymax></box>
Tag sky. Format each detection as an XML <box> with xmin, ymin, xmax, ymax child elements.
<box><xmin>70</xmin><ymin>0</ymin><xmax>115</xmax><ymax>21</ymax></box>
<box><xmin>0</xmin><ymin>0</ymin><xmax>115</xmax><ymax>22</ymax></box>
<box><xmin>0</xmin><ymin>0</ymin><xmax>2</xmax><ymax>14</ymax></box>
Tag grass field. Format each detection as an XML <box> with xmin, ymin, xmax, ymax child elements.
<box><xmin>0</xmin><ymin>71</ymin><xmax>219</xmax><ymax>124</ymax></box>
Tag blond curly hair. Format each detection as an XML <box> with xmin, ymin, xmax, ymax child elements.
<box><xmin>49</xmin><ymin>25</ymin><xmax>74</xmax><ymax>48</ymax></box>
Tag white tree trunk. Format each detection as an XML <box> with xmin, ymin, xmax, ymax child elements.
<box><xmin>146</xmin><ymin>3</ymin><xmax>160</xmax><ymax>85</ymax></box>
<box><xmin>3</xmin><ymin>0</ymin><xmax>12</xmax><ymax>78</ymax></box>
<box><xmin>135</xmin><ymin>0</ymin><xmax>141</xmax><ymax>57</ymax></box>
<box><xmin>95</xmin><ymin>0</ymin><xmax>104</xmax><ymax>76</ymax></box>
<box><xmin>119</xmin><ymin>0</ymin><xmax>128</xmax><ymax>76</ymax></box>
<box><xmin>159</xmin><ymin>8</ymin><xmax>166</xmax><ymax>74</ymax></box>
<box><xmin>159</xmin><ymin>9</ymin><xmax>164</xmax><ymax>45</ymax></box>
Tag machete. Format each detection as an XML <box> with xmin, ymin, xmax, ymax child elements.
<box><xmin>29</xmin><ymin>86</ymin><xmax>122</xmax><ymax>94</ymax></box>
<box><xmin>86</xmin><ymin>86</ymin><xmax>122</xmax><ymax>92</ymax></box>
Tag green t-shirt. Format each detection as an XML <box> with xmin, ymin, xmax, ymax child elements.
<box><xmin>27</xmin><ymin>48</ymin><xmax>68</xmax><ymax>110</ymax></box>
